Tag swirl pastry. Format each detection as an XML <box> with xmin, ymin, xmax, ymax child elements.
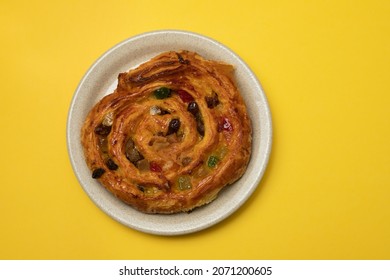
<box><xmin>81</xmin><ymin>51</ymin><xmax>252</xmax><ymax>214</ymax></box>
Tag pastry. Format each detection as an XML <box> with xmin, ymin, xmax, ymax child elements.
<box><xmin>81</xmin><ymin>50</ymin><xmax>252</xmax><ymax>214</ymax></box>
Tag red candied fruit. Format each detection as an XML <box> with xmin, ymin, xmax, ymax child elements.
<box><xmin>218</xmin><ymin>117</ymin><xmax>233</xmax><ymax>132</ymax></box>
<box><xmin>177</xmin><ymin>89</ymin><xmax>194</xmax><ymax>103</ymax></box>
<box><xmin>150</xmin><ymin>161</ymin><xmax>162</xmax><ymax>172</ymax></box>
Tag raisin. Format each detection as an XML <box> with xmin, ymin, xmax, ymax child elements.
<box><xmin>126</xmin><ymin>148</ymin><xmax>144</xmax><ymax>164</ymax></box>
<box><xmin>166</xmin><ymin>119</ymin><xmax>181</xmax><ymax>135</ymax></box>
<box><xmin>160</xmin><ymin>109</ymin><xmax>170</xmax><ymax>115</ymax></box>
<box><xmin>205</xmin><ymin>92</ymin><xmax>220</xmax><ymax>108</ymax></box>
<box><xmin>94</xmin><ymin>123</ymin><xmax>111</xmax><ymax>136</ymax></box>
<box><xmin>187</xmin><ymin>102</ymin><xmax>204</xmax><ymax>136</ymax></box>
<box><xmin>125</xmin><ymin>139</ymin><xmax>144</xmax><ymax>164</ymax></box>
<box><xmin>92</xmin><ymin>168</ymin><xmax>105</xmax><ymax>179</ymax></box>
<box><xmin>106</xmin><ymin>158</ymin><xmax>118</xmax><ymax>170</ymax></box>
<box><xmin>187</xmin><ymin>101</ymin><xmax>199</xmax><ymax>115</ymax></box>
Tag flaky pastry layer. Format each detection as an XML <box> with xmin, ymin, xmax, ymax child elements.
<box><xmin>81</xmin><ymin>51</ymin><xmax>252</xmax><ymax>214</ymax></box>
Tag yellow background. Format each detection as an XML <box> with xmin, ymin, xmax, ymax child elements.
<box><xmin>1</xmin><ymin>0</ymin><xmax>389</xmax><ymax>260</ymax></box>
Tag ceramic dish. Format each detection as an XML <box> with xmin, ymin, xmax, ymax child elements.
<box><xmin>67</xmin><ymin>30</ymin><xmax>272</xmax><ymax>235</ymax></box>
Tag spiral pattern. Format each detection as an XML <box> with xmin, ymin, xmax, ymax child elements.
<box><xmin>81</xmin><ymin>51</ymin><xmax>252</xmax><ymax>213</ymax></box>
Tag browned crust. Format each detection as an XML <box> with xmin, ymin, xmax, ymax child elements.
<box><xmin>81</xmin><ymin>51</ymin><xmax>252</xmax><ymax>214</ymax></box>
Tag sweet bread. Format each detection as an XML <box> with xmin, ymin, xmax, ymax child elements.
<box><xmin>81</xmin><ymin>51</ymin><xmax>252</xmax><ymax>214</ymax></box>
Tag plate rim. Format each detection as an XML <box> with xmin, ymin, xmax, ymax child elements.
<box><xmin>66</xmin><ymin>29</ymin><xmax>272</xmax><ymax>235</ymax></box>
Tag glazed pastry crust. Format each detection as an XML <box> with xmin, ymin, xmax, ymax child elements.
<box><xmin>81</xmin><ymin>51</ymin><xmax>252</xmax><ymax>214</ymax></box>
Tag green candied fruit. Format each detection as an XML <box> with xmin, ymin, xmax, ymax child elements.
<box><xmin>207</xmin><ymin>155</ymin><xmax>219</xmax><ymax>168</ymax></box>
<box><xmin>178</xmin><ymin>176</ymin><xmax>192</xmax><ymax>191</ymax></box>
<box><xmin>154</xmin><ymin>87</ymin><xmax>172</xmax><ymax>99</ymax></box>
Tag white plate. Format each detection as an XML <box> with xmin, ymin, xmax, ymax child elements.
<box><xmin>67</xmin><ymin>30</ymin><xmax>272</xmax><ymax>235</ymax></box>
